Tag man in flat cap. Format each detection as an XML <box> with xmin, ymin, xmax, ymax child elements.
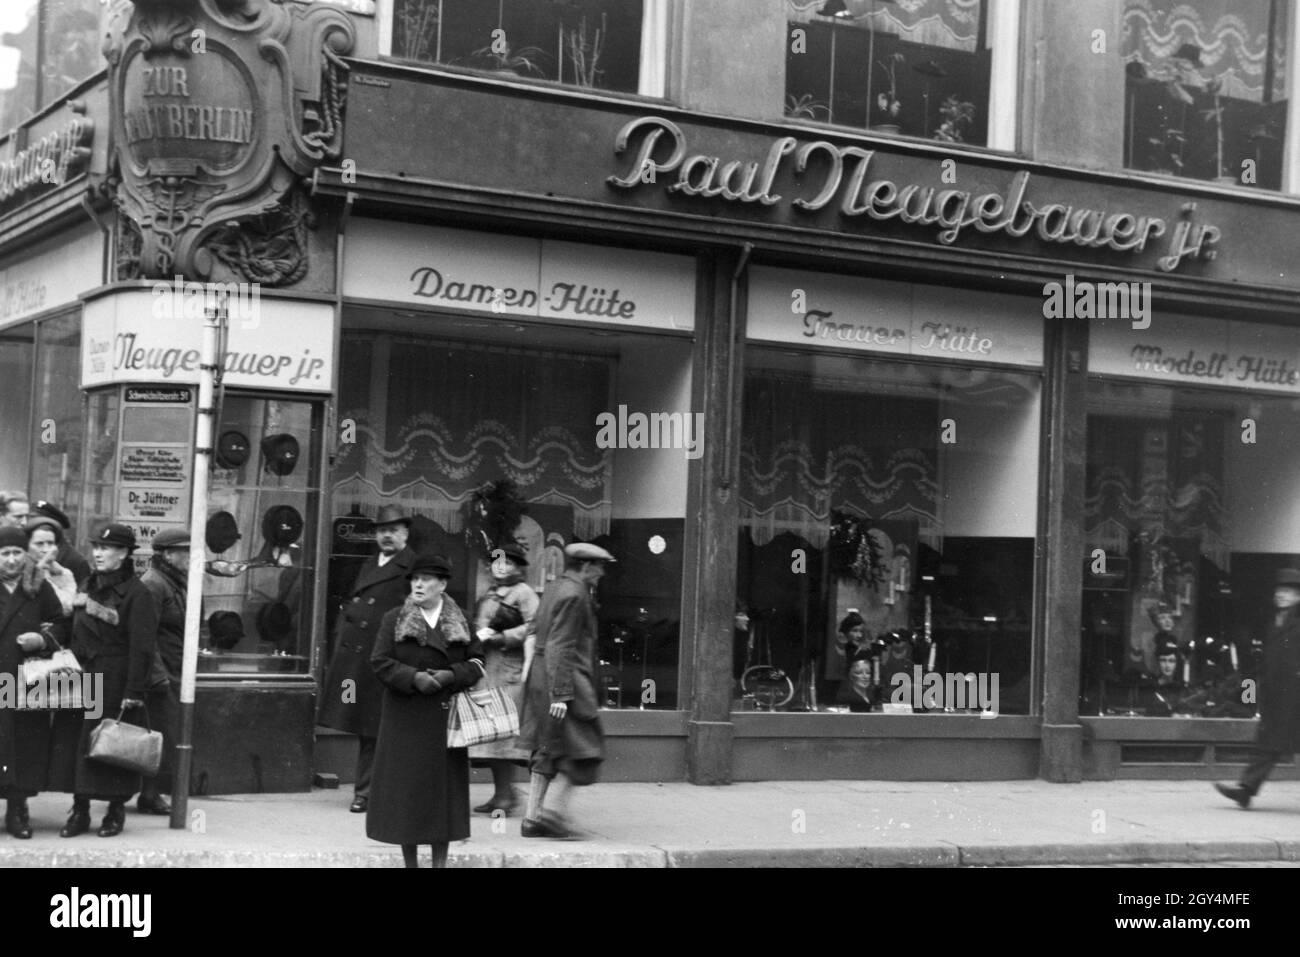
<box><xmin>318</xmin><ymin>504</ymin><xmax>416</xmax><ymax>812</ymax></box>
<box><xmin>517</xmin><ymin>541</ymin><xmax>615</xmax><ymax>838</ymax></box>
<box><xmin>1215</xmin><ymin>567</ymin><xmax>1300</xmax><ymax>808</ymax></box>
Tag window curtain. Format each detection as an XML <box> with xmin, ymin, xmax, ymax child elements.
<box><xmin>1123</xmin><ymin>0</ymin><xmax>1288</xmax><ymax>102</ymax></box>
<box><xmin>332</xmin><ymin>336</ymin><xmax>613</xmax><ymax>540</ymax></box>
<box><xmin>740</xmin><ymin>371</ymin><xmax>939</xmax><ymax>549</ymax></box>
<box><xmin>786</xmin><ymin>0</ymin><xmax>982</xmax><ymax>52</ymax></box>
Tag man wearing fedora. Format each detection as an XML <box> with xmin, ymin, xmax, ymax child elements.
<box><xmin>517</xmin><ymin>541</ymin><xmax>615</xmax><ymax>838</ymax></box>
<box><xmin>318</xmin><ymin>504</ymin><xmax>416</xmax><ymax>812</ymax></box>
<box><xmin>1215</xmin><ymin>567</ymin><xmax>1300</xmax><ymax>808</ymax></box>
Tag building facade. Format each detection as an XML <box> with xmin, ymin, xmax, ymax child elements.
<box><xmin>1</xmin><ymin>0</ymin><xmax>1298</xmax><ymax>790</ymax></box>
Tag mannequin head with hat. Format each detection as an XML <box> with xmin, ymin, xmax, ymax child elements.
<box><xmin>563</xmin><ymin>541</ymin><xmax>616</xmax><ymax>586</ymax></box>
<box><xmin>1154</xmin><ymin>639</ymin><xmax>1181</xmax><ymax>684</ymax></box>
<box><xmin>373</xmin><ymin>504</ymin><xmax>411</xmax><ymax>557</ymax></box>
<box><xmin>1274</xmin><ymin>568</ymin><xmax>1300</xmax><ymax>611</ymax></box>
<box><xmin>0</xmin><ymin>491</ymin><xmax>28</xmax><ymax>528</ymax></box>
<box><xmin>406</xmin><ymin>553</ymin><xmax>452</xmax><ymax>609</ymax></box>
<box><xmin>91</xmin><ymin>523</ymin><xmax>137</xmax><ymax>574</ymax></box>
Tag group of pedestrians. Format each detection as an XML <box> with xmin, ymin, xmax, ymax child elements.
<box><xmin>0</xmin><ymin>491</ymin><xmax>181</xmax><ymax>840</ymax></box>
<box><xmin>319</xmin><ymin>505</ymin><xmax>613</xmax><ymax>867</ymax></box>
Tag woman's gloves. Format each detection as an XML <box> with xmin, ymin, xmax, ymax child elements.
<box><xmin>15</xmin><ymin>632</ymin><xmax>44</xmax><ymax>654</ymax></box>
<box><xmin>413</xmin><ymin>669</ymin><xmax>457</xmax><ymax>694</ymax></box>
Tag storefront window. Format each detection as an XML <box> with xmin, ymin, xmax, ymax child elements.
<box><xmin>1122</xmin><ymin>0</ymin><xmax>1289</xmax><ymax>188</ymax></box>
<box><xmin>331</xmin><ymin>315</ymin><xmax>692</xmax><ymax>709</ymax></box>
<box><xmin>0</xmin><ymin>319</ymin><xmax>35</xmax><ymax>493</ymax></box>
<box><xmin>202</xmin><ymin>395</ymin><xmax>322</xmax><ymax>674</ymax></box>
<box><xmin>392</xmin><ymin>0</ymin><xmax>645</xmax><ymax>93</ymax></box>
<box><xmin>0</xmin><ymin>2</ymin><xmax>39</xmax><ymax>132</ymax></box>
<box><xmin>737</xmin><ymin>349</ymin><xmax>1040</xmax><ymax>715</ymax></box>
<box><xmin>1082</xmin><ymin>377</ymin><xmax>1300</xmax><ymax>718</ymax></box>
<box><xmin>785</xmin><ymin>0</ymin><xmax>993</xmax><ymax>144</ymax></box>
<box><xmin>0</xmin><ymin>1</ymin><xmax>101</xmax><ymax>131</ymax></box>
<box><xmin>78</xmin><ymin>387</ymin><xmax>119</xmax><ymax>550</ymax></box>
<box><xmin>29</xmin><ymin>311</ymin><xmax>82</xmax><ymax>529</ymax></box>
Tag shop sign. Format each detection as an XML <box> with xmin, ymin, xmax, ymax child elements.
<box><xmin>81</xmin><ymin>290</ymin><xmax>335</xmax><ymax>392</ymax></box>
<box><xmin>0</xmin><ymin>227</ymin><xmax>102</xmax><ymax>329</ymax></box>
<box><xmin>608</xmin><ymin>117</ymin><xmax>1221</xmax><ymax>275</ymax></box>
<box><xmin>1089</xmin><ymin>316</ymin><xmax>1300</xmax><ymax>393</ymax></box>
<box><xmin>343</xmin><ymin>220</ymin><xmax>695</xmax><ymax>331</ymax></box>
<box><xmin>747</xmin><ymin>266</ymin><xmax>1042</xmax><ymax>367</ymax></box>
<box><xmin>0</xmin><ymin>115</ymin><xmax>93</xmax><ymax>212</ymax></box>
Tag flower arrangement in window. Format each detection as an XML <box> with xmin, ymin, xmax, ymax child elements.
<box><xmin>872</xmin><ymin>52</ymin><xmax>905</xmax><ymax>130</ymax></box>
<box><xmin>561</xmin><ymin>12</ymin><xmax>607</xmax><ymax>87</ymax></box>
<box><xmin>933</xmin><ymin>94</ymin><xmax>975</xmax><ymax>143</ymax></box>
<box><xmin>828</xmin><ymin>510</ymin><xmax>889</xmax><ymax>586</ymax></box>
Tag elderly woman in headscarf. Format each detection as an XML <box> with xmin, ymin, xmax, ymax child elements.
<box><xmin>0</xmin><ymin>524</ymin><xmax>68</xmax><ymax>838</ymax></box>
<box><xmin>367</xmin><ymin>554</ymin><xmax>485</xmax><ymax>868</ymax></box>
<box><xmin>468</xmin><ymin>542</ymin><xmax>538</xmax><ymax>815</ymax></box>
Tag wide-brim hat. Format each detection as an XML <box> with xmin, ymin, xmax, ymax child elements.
<box><xmin>407</xmin><ymin>553</ymin><xmax>452</xmax><ymax>580</ymax></box>
<box><xmin>261</xmin><ymin>433</ymin><xmax>301</xmax><ymax>476</ymax></box>
<box><xmin>1275</xmin><ymin>568</ymin><xmax>1300</xmax><ymax>587</ymax></box>
<box><xmin>216</xmin><ymin>430</ymin><xmax>251</xmax><ymax>469</ymax></box>
<box><xmin>494</xmin><ymin>541</ymin><xmax>529</xmax><ymax>567</ymax></box>
<box><xmin>257</xmin><ymin>602</ymin><xmax>293</xmax><ymax>641</ymax></box>
<box><xmin>31</xmin><ymin>500</ymin><xmax>70</xmax><ymax>530</ymax></box>
<box><xmin>95</xmin><ymin>522</ymin><xmax>137</xmax><ymax>550</ymax></box>
<box><xmin>374</xmin><ymin>504</ymin><xmax>413</xmax><ymax>528</ymax></box>
<box><xmin>206</xmin><ymin>510</ymin><xmax>241</xmax><ymax>553</ymax></box>
<box><xmin>208</xmin><ymin>610</ymin><xmax>245</xmax><ymax>649</ymax></box>
<box><xmin>565</xmin><ymin>542</ymin><xmax>616</xmax><ymax>563</ymax></box>
<box><xmin>262</xmin><ymin>505</ymin><xmax>304</xmax><ymax>548</ymax></box>
<box><xmin>152</xmin><ymin>527</ymin><xmax>191</xmax><ymax>551</ymax></box>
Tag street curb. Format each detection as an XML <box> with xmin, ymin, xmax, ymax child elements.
<box><xmin>957</xmin><ymin>838</ymin><xmax>1284</xmax><ymax>867</ymax></box>
<box><xmin>660</xmin><ymin>844</ymin><xmax>961</xmax><ymax>868</ymax></box>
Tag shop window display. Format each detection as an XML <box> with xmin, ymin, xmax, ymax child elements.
<box><xmin>737</xmin><ymin>349</ymin><xmax>1039</xmax><ymax>715</ymax></box>
<box><xmin>1082</xmin><ymin>379</ymin><xmax>1300</xmax><ymax>718</ymax></box>
<box><xmin>330</xmin><ymin>319</ymin><xmax>692</xmax><ymax>709</ymax></box>
<box><xmin>29</xmin><ymin>313</ymin><xmax>83</xmax><ymax>530</ymax></box>
<box><xmin>392</xmin><ymin>0</ymin><xmax>644</xmax><ymax>93</ymax></box>
<box><xmin>0</xmin><ymin>320</ymin><xmax>35</xmax><ymax>493</ymax></box>
<box><xmin>785</xmin><ymin>0</ymin><xmax>992</xmax><ymax>144</ymax></box>
<box><xmin>1122</xmin><ymin>0</ymin><xmax>1289</xmax><ymax>189</ymax></box>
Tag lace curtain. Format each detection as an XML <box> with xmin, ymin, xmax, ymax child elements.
<box><xmin>786</xmin><ymin>0</ymin><xmax>983</xmax><ymax>52</ymax></box>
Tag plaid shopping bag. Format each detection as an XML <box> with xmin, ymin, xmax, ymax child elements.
<box><xmin>14</xmin><ymin>667</ymin><xmax>86</xmax><ymax>710</ymax></box>
<box><xmin>446</xmin><ymin>685</ymin><xmax>519</xmax><ymax>748</ymax></box>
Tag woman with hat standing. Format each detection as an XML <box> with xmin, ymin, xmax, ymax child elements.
<box><xmin>367</xmin><ymin>554</ymin><xmax>485</xmax><ymax>867</ymax></box>
<box><xmin>48</xmin><ymin>523</ymin><xmax>159</xmax><ymax>838</ymax></box>
<box><xmin>469</xmin><ymin>542</ymin><xmax>538</xmax><ymax>815</ymax></box>
<box><xmin>24</xmin><ymin>516</ymin><xmax>79</xmax><ymax>615</ymax></box>
<box><xmin>0</xmin><ymin>525</ymin><xmax>68</xmax><ymax>838</ymax></box>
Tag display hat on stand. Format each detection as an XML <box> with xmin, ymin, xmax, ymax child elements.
<box><xmin>261</xmin><ymin>434</ymin><xmax>300</xmax><ymax>476</ymax></box>
<box><xmin>216</xmin><ymin>430</ymin><xmax>252</xmax><ymax>469</ymax></box>
<box><xmin>261</xmin><ymin>505</ymin><xmax>304</xmax><ymax>548</ymax></box>
<box><xmin>205</xmin><ymin>511</ymin><xmax>241</xmax><ymax>554</ymax></box>
<box><xmin>208</xmin><ymin>611</ymin><xmax>245</xmax><ymax>650</ymax></box>
<box><xmin>257</xmin><ymin>602</ymin><xmax>294</xmax><ymax>642</ymax></box>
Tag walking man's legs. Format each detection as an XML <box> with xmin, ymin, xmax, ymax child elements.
<box><xmin>351</xmin><ymin>735</ymin><xmax>377</xmax><ymax>811</ymax></box>
<box><xmin>1215</xmin><ymin>746</ymin><xmax>1283</xmax><ymax>808</ymax></box>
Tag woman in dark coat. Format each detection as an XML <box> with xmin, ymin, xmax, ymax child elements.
<box><xmin>367</xmin><ymin>554</ymin><xmax>484</xmax><ymax>867</ymax></box>
<box><xmin>47</xmin><ymin>523</ymin><xmax>158</xmax><ymax>838</ymax></box>
<box><xmin>0</xmin><ymin>525</ymin><xmax>68</xmax><ymax>838</ymax></box>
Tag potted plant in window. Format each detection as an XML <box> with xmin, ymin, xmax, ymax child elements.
<box><xmin>932</xmin><ymin>95</ymin><xmax>975</xmax><ymax>143</ymax></box>
<box><xmin>561</xmin><ymin>12</ymin><xmax>606</xmax><ymax>88</ymax></box>
<box><xmin>470</xmin><ymin>41</ymin><xmax>550</xmax><ymax>78</ymax></box>
<box><xmin>786</xmin><ymin>93</ymin><xmax>830</xmax><ymax>122</ymax></box>
<box><xmin>872</xmin><ymin>52</ymin><xmax>904</xmax><ymax>133</ymax></box>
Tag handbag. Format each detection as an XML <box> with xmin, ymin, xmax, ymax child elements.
<box><xmin>87</xmin><ymin>705</ymin><xmax>164</xmax><ymax>776</ymax></box>
<box><xmin>446</xmin><ymin>684</ymin><xmax>520</xmax><ymax>749</ymax></box>
<box><xmin>486</xmin><ymin>599</ymin><xmax>524</xmax><ymax>633</ymax></box>
<box><xmin>15</xmin><ymin>627</ymin><xmax>85</xmax><ymax>710</ymax></box>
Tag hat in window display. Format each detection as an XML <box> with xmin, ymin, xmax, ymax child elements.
<box><xmin>216</xmin><ymin>430</ymin><xmax>252</xmax><ymax>469</ymax></box>
<box><xmin>260</xmin><ymin>433</ymin><xmax>301</xmax><ymax>476</ymax></box>
<box><xmin>205</xmin><ymin>510</ymin><xmax>242</xmax><ymax>554</ymax></box>
<box><xmin>257</xmin><ymin>601</ymin><xmax>294</xmax><ymax>643</ymax></box>
<box><xmin>261</xmin><ymin>505</ymin><xmax>304</xmax><ymax>548</ymax></box>
<box><xmin>208</xmin><ymin>611</ymin><xmax>245</xmax><ymax>650</ymax></box>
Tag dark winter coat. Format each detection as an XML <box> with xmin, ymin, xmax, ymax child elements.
<box><xmin>58</xmin><ymin>543</ymin><xmax>91</xmax><ymax>589</ymax></box>
<box><xmin>140</xmin><ymin>560</ymin><xmax>186</xmax><ymax>678</ymax></box>
<box><xmin>517</xmin><ymin>572</ymin><xmax>604</xmax><ymax>766</ymax></box>
<box><xmin>318</xmin><ymin>548</ymin><xmax>415</xmax><ymax>737</ymax></box>
<box><xmin>365</xmin><ymin>597</ymin><xmax>484</xmax><ymax>845</ymax></box>
<box><xmin>0</xmin><ymin>579</ymin><xmax>66</xmax><ymax>798</ymax></box>
<box><xmin>1256</xmin><ymin>606</ymin><xmax>1300</xmax><ymax>753</ymax></box>
<box><xmin>47</xmin><ymin>565</ymin><xmax>158</xmax><ymax>800</ymax></box>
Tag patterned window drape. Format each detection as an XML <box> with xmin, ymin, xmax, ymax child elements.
<box><xmin>786</xmin><ymin>0</ymin><xmax>983</xmax><ymax>52</ymax></box>
<box><xmin>740</xmin><ymin>371</ymin><xmax>939</xmax><ymax>548</ymax></box>
<box><xmin>332</xmin><ymin>335</ymin><xmax>613</xmax><ymax>540</ymax></box>
<box><xmin>1123</xmin><ymin>0</ymin><xmax>1288</xmax><ymax>102</ymax></box>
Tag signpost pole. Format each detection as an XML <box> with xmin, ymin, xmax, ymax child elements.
<box><xmin>171</xmin><ymin>300</ymin><xmax>224</xmax><ymax>829</ymax></box>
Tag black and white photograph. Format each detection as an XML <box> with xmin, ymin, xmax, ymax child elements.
<box><xmin>0</xmin><ymin>0</ymin><xmax>1295</xmax><ymax>932</ymax></box>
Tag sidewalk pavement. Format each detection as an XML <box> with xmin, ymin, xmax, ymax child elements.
<box><xmin>2</xmin><ymin>780</ymin><xmax>1297</xmax><ymax>867</ymax></box>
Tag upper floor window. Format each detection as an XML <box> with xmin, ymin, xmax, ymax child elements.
<box><xmin>785</xmin><ymin>0</ymin><xmax>1018</xmax><ymax>150</ymax></box>
<box><xmin>1123</xmin><ymin>0</ymin><xmax>1290</xmax><ymax>189</ymax></box>
<box><xmin>0</xmin><ymin>1</ymin><xmax>102</xmax><ymax>132</ymax></box>
<box><xmin>389</xmin><ymin>0</ymin><xmax>658</xmax><ymax>95</ymax></box>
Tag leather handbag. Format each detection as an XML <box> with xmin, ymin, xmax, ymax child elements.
<box><xmin>88</xmin><ymin>705</ymin><xmax>164</xmax><ymax>776</ymax></box>
<box><xmin>446</xmin><ymin>684</ymin><xmax>520</xmax><ymax>749</ymax></box>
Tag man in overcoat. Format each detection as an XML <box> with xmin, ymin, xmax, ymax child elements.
<box><xmin>517</xmin><ymin>542</ymin><xmax>615</xmax><ymax>838</ymax></box>
<box><xmin>318</xmin><ymin>505</ymin><xmax>415</xmax><ymax>812</ymax></box>
<box><xmin>1215</xmin><ymin>567</ymin><xmax>1300</xmax><ymax>808</ymax></box>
